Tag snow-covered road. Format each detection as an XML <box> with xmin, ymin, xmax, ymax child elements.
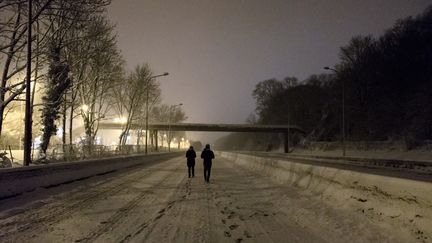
<box><xmin>0</xmin><ymin>156</ymin><xmax>411</xmax><ymax>242</ymax></box>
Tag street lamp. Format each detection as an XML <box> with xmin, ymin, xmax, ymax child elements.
<box><xmin>145</xmin><ymin>72</ymin><xmax>169</xmax><ymax>154</ymax></box>
<box><xmin>324</xmin><ymin>66</ymin><xmax>346</xmax><ymax>157</ymax></box>
<box><xmin>81</xmin><ymin>104</ymin><xmax>89</xmax><ymax>112</ymax></box>
<box><xmin>168</xmin><ymin>103</ymin><xmax>182</xmax><ymax>152</ymax></box>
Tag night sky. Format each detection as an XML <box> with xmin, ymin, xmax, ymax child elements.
<box><xmin>108</xmin><ymin>0</ymin><xmax>430</xmax><ymax>141</ymax></box>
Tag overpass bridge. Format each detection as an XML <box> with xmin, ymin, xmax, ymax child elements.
<box><xmin>98</xmin><ymin>122</ymin><xmax>305</xmax><ymax>153</ymax></box>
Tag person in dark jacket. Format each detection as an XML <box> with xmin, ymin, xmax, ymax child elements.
<box><xmin>185</xmin><ymin>146</ymin><xmax>196</xmax><ymax>178</ymax></box>
<box><xmin>200</xmin><ymin>144</ymin><xmax>215</xmax><ymax>183</ymax></box>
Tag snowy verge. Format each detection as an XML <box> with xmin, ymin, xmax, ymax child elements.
<box><xmin>220</xmin><ymin>151</ymin><xmax>432</xmax><ymax>242</ymax></box>
<box><xmin>0</xmin><ymin>152</ymin><xmax>182</xmax><ymax>200</ymax></box>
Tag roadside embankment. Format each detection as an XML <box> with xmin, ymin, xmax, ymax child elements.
<box><xmin>220</xmin><ymin>151</ymin><xmax>432</xmax><ymax>242</ymax></box>
<box><xmin>0</xmin><ymin>152</ymin><xmax>182</xmax><ymax>200</ymax></box>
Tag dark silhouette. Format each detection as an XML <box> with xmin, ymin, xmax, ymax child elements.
<box><xmin>216</xmin><ymin>6</ymin><xmax>432</xmax><ymax>150</ymax></box>
<box><xmin>185</xmin><ymin>146</ymin><xmax>196</xmax><ymax>178</ymax></box>
<box><xmin>201</xmin><ymin>144</ymin><xmax>215</xmax><ymax>183</ymax></box>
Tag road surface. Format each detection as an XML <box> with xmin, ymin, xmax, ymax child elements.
<box><xmin>0</xmin><ymin>156</ymin><xmax>406</xmax><ymax>242</ymax></box>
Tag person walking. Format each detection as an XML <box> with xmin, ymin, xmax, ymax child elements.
<box><xmin>201</xmin><ymin>144</ymin><xmax>215</xmax><ymax>183</ymax></box>
<box><xmin>185</xmin><ymin>146</ymin><xmax>196</xmax><ymax>178</ymax></box>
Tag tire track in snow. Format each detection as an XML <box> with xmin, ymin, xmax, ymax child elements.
<box><xmin>77</xmin><ymin>162</ymin><xmax>186</xmax><ymax>243</ymax></box>
<box><xmin>0</xmin><ymin>158</ymin><xmax>179</xmax><ymax>240</ymax></box>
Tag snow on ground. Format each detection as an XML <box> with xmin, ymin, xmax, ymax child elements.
<box><xmin>221</xmin><ymin>152</ymin><xmax>432</xmax><ymax>243</ymax></box>
<box><xmin>0</xmin><ymin>155</ymin><xmax>426</xmax><ymax>242</ymax></box>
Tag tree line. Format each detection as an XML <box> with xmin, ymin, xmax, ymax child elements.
<box><xmin>0</xmin><ymin>0</ymin><xmax>187</xmax><ymax>160</ymax></box>
<box><xmin>216</xmin><ymin>6</ymin><xmax>432</xmax><ymax>150</ymax></box>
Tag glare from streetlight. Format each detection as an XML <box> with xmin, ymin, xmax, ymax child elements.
<box><xmin>81</xmin><ymin>104</ymin><xmax>89</xmax><ymax>112</ymax></box>
<box><xmin>114</xmin><ymin>117</ymin><xmax>127</xmax><ymax>124</ymax></box>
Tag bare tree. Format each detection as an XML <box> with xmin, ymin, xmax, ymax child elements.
<box><xmin>151</xmin><ymin>104</ymin><xmax>187</xmax><ymax>148</ymax></box>
<box><xmin>37</xmin><ymin>0</ymin><xmax>111</xmax><ymax>158</ymax></box>
<box><xmin>66</xmin><ymin>15</ymin><xmax>124</xmax><ymax>147</ymax></box>
<box><xmin>112</xmin><ymin>64</ymin><xmax>161</xmax><ymax>147</ymax></box>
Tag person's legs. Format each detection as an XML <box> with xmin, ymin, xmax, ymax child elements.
<box><xmin>207</xmin><ymin>163</ymin><xmax>212</xmax><ymax>182</ymax></box>
<box><xmin>203</xmin><ymin>165</ymin><xmax>207</xmax><ymax>181</ymax></box>
<box><xmin>192</xmin><ymin>164</ymin><xmax>195</xmax><ymax>177</ymax></box>
<box><xmin>204</xmin><ymin>162</ymin><xmax>211</xmax><ymax>182</ymax></box>
<box><xmin>188</xmin><ymin>166</ymin><xmax>191</xmax><ymax>178</ymax></box>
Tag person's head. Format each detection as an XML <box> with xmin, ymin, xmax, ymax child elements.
<box><xmin>189</xmin><ymin>146</ymin><xmax>194</xmax><ymax>150</ymax></box>
<box><xmin>205</xmin><ymin>144</ymin><xmax>210</xmax><ymax>149</ymax></box>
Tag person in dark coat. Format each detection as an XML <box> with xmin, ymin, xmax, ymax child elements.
<box><xmin>200</xmin><ymin>144</ymin><xmax>215</xmax><ymax>183</ymax></box>
<box><xmin>185</xmin><ymin>146</ymin><xmax>196</xmax><ymax>178</ymax></box>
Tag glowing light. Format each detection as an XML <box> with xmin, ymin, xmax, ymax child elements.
<box><xmin>81</xmin><ymin>104</ymin><xmax>89</xmax><ymax>112</ymax></box>
<box><xmin>56</xmin><ymin>127</ymin><xmax>63</xmax><ymax>138</ymax></box>
<box><xmin>33</xmin><ymin>136</ymin><xmax>41</xmax><ymax>149</ymax></box>
<box><xmin>114</xmin><ymin>117</ymin><xmax>127</xmax><ymax>124</ymax></box>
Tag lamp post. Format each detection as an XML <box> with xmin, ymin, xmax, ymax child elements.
<box><xmin>324</xmin><ymin>66</ymin><xmax>346</xmax><ymax>157</ymax></box>
<box><xmin>168</xmin><ymin>103</ymin><xmax>182</xmax><ymax>151</ymax></box>
<box><xmin>145</xmin><ymin>72</ymin><xmax>169</xmax><ymax>154</ymax></box>
<box><xmin>287</xmin><ymin>87</ymin><xmax>290</xmax><ymax>153</ymax></box>
<box><xmin>23</xmin><ymin>0</ymin><xmax>33</xmax><ymax>166</ymax></box>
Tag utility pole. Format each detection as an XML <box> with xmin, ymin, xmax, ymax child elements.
<box><xmin>324</xmin><ymin>66</ymin><xmax>346</xmax><ymax>157</ymax></box>
<box><xmin>23</xmin><ymin>0</ymin><xmax>32</xmax><ymax>166</ymax></box>
<box><xmin>341</xmin><ymin>73</ymin><xmax>346</xmax><ymax>156</ymax></box>
<box><xmin>287</xmin><ymin>86</ymin><xmax>290</xmax><ymax>153</ymax></box>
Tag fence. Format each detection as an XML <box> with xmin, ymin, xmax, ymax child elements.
<box><xmin>0</xmin><ymin>144</ymin><xmax>184</xmax><ymax>166</ymax></box>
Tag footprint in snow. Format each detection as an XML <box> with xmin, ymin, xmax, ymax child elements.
<box><xmin>229</xmin><ymin>224</ymin><xmax>239</xmax><ymax>230</ymax></box>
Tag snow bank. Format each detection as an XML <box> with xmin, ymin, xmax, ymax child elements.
<box><xmin>220</xmin><ymin>151</ymin><xmax>432</xmax><ymax>241</ymax></box>
<box><xmin>0</xmin><ymin>152</ymin><xmax>182</xmax><ymax>200</ymax></box>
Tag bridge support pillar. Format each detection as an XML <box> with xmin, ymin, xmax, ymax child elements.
<box><xmin>155</xmin><ymin>130</ymin><xmax>158</xmax><ymax>151</ymax></box>
<box><xmin>284</xmin><ymin>131</ymin><xmax>289</xmax><ymax>153</ymax></box>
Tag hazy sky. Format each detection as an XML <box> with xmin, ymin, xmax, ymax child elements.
<box><xmin>107</xmin><ymin>0</ymin><xmax>430</xmax><ymax>141</ymax></box>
